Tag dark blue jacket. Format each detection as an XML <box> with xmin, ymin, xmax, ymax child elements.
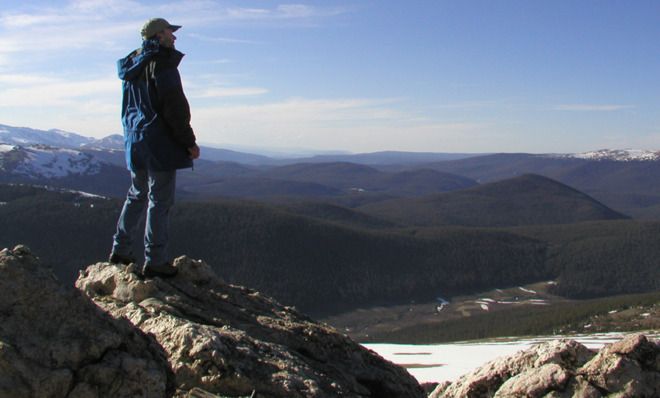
<box><xmin>118</xmin><ymin>39</ymin><xmax>196</xmax><ymax>171</ymax></box>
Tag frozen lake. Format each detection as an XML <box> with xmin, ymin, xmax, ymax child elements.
<box><xmin>363</xmin><ymin>332</ymin><xmax>660</xmax><ymax>383</ymax></box>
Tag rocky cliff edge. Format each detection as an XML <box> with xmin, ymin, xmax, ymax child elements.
<box><xmin>0</xmin><ymin>245</ymin><xmax>424</xmax><ymax>398</ymax></box>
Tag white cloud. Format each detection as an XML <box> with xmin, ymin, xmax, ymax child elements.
<box><xmin>0</xmin><ymin>73</ymin><xmax>58</xmax><ymax>85</ymax></box>
<box><xmin>192</xmin><ymin>87</ymin><xmax>269</xmax><ymax>98</ymax></box>
<box><xmin>223</xmin><ymin>4</ymin><xmax>344</xmax><ymax>21</ymax></box>
<box><xmin>278</xmin><ymin>4</ymin><xmax>316</xmax><ymax>18</ymax></box>
<box><xmin>0</xmin><ymin>18</ymin><xmax>138</xmax><ymax>57</ymax></box>
<box><xmin>69</xmin><ymin>0</ymin><xmax>144</xmax><ymax>13</ymax></box>
<box><xmin>554</xmin><ymin>104</ymin><xmax>634</xmax><ymax>112</ymax></box>
<box><xmin>206</xmin><ymin>3</ymin><xmax>351</xmax><ymax>23</ymax></box>
<box><xmin>276</xmin><ymin>4</ymin><xmax>346</xmax><ymax>19</ymax></box>
<box><xmin>0</xmin><ymin>73</ymin><xmax>122</xmax><ymax>138</ymax></box>
<box><xmin>1</xmin><ymin>13</ymin><xmax>65</xmax><ymax>28</ymax></box>
<box><xmin>0</xmin><ymin>1</ymin><xmax>350</xmax><ymax>67</ymax></box>
<box><xmin>187</xmin><ymin>33</ymin><xmax>260</xmax><ymax>45</ymax></box>
<box><xmin>226</xmin><ymin>7</ymin><xmax>270</xmax><ymax>20</ymax></box>
<box><xmin>0</xmin><ymin>74</ymin><xmax>118</xmax><ymax>107</ymax></box>
<box><xmin>192</xmin><ymin>97</ymin><xmax>490</xmax><ymax>152</ymax></box>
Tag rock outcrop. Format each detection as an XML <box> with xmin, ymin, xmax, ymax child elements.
<box><xmin>0</xmin><ymin>245</ymin><xmax>173</xmax><ymax>397</ymax></box>
<box><xmin>0</xmin><ymin>245</ymin><xmax>424</xmax><ymax>397</ymax></box>
<box><xmin>430</xmin><ymin>334</ymin><xmax>660</xmax><ymax>398</ymax></box>
<box><xmin>75</xmin><ymin>256</ymin><xmax>425</xmax><ymax>397</ymax></box>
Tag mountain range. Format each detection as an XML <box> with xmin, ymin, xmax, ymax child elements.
<box><xmin>4</xmin><ymin>123</ymin><xmax>660</xmax><ymax>220</ymax></box>
<box><xmin>419</xmin><ymin>153</ymin><xmax>660</xmax><ymax>218</ymax></box>
<box><xmin>0</xmin><ymin>124</ymin><xmax>122</xmax><ymax>150</ymax></box>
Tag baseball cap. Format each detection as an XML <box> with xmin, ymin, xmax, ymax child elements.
<box><xmin>141</xmin><ymin>18</ymin><xmax>181</xmax><ymax>39</ymax></box>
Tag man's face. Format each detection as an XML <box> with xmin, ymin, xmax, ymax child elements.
<box><xmin>156</xmin><ymin>28</ymin><xmax>176</xmax><ymax>48</ymax></box>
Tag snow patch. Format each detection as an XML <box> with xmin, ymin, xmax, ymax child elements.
<box><xmin>74</xmin><ymin>190</ymin><xmax>106</xmax><ymax>199</ymax></box>
<box><xmin>12</xmin><ymin>147</ymin><xmax>101</xmax><ymax>178</ymax></box>
<box><xmin>0</xmin><ymin>144</ymin><xmax>16</xmax><ymax>153</ymax></box>
<box><xmin>547</xmin><ymin>149</ymin><xmax>660</xmax><ymax>162</ymax></box>
<box><xmin>365</xmin><ymin>331</ymin><xmax>660</xmax><ymax>384</ymax></box>
<box><xmin>50</xmin><ymin>129</ymin><xmax>75</xmax><ymax>138</ymax></box>
<box><xmin>518</xmin><ymin>287</ymin><xmax>537</xmax><ymax>294</ymax></box>
<box><xmin>0</xmin><ymin>124</ymin><xmax>94</xmax><ymax>148</ymax></box>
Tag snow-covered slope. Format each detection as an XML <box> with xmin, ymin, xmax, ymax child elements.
<box><xmin>0</xmin><ymin>145</ymin><xmax>102</xmax><ymax>179</ymax></box>
<box><xmin>0</xmin><ymin>124</ymin><xmax>96</xmax><ymax>148</ymax></box>
<box><xmin>81</xmin><ymin>134</ymin><xmax>124</xmax><ymax>150</ymax></box>
<box><xmin>0</xmin><ymin>124</ymin><xmax>123</xmax><ymax>151</ymax></box>
<box><xmin>551</xmin><ymin>149</ymin><xmax>660</xmax><ymax>161</ymax></box>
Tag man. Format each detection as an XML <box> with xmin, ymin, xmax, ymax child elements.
<box><xmin>109</xmin><ymin>18</ymin><xmax>200</xmax><ymax>278</ymax></box>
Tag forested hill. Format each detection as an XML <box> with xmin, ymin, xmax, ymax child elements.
<box><xmin>359</xmin><ymin>174</ymin><xmax>628</xmax><ymax>227</ymax></box>
<box><xmin>1</xmin><ymin>183</ymin><xmax>658</xmax><ymax>316</ymax></box>
<box><xmin>0</xmin><ymin>184</ymin><xmax>548</xmax><ymax>314</ymax></box>
<box><xmin>422</xmin><ymin>153</ymin><xmax>660</xmax><ymax>218</ymax></box>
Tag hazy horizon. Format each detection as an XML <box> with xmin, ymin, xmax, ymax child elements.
<box><xmin>2</xmin><ymin>121</ymin><xmax>659</xmax><ymax>157</ymax></box>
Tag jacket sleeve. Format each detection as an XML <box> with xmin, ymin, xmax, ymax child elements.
<box><xmin>153</xmin><ymin>66</ymin><xmax>197</xmax><ymax>149</ymax></box>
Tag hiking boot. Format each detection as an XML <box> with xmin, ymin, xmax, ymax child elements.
<box><xmin>108</xmin><ymin>252</ymin><xmax>136</xmax><ymax>265</ymax></box>
<box><xmin>142</xmin><ymin>262</ymin><xmax>178</xmax><ymax>278</ymax></box>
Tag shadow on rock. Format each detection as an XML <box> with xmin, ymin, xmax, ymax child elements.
<box><xmin>0</xmin><ymin>245</ymin><xmax>174</xmax><ymax>397</ymax></box>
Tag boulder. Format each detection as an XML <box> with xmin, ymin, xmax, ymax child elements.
<box><xmin>0</xmin><ymin>245</ymin><xmax>173</xmax><ymax>398</ymax></box>
<box><xmin>76</xmin><ymin>256</ymin><xmax>424</xmax><ymax>398</ymax></box>
<box><xmin>579</xmin><ymin>334</ymin><xmax>660</xmax><ymax>398</ymax></box>
<box><xmin>431</xmin><ymin>334</ymin><xmax>660</xmax><ymax>398</ymax></box>
<box><xmin>431</xmin><ymin>339</ymin><xmax>594</xmax><ymax>398</ymax></box>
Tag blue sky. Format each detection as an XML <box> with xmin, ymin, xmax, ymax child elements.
<box><xmin>1</xmin><ymin>0</ymin><xmax>659</xmax><ymax>153</ymax></box>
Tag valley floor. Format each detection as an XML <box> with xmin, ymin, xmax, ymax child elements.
<box><xmin>323</xmin><ymin>281</ymin><xmax>567</xmax><ymax>341</ymax></box>
<box><xmin>322</xmin><ymin>282</ymin><xmax>660</xmax><ymax>343</ymax></box>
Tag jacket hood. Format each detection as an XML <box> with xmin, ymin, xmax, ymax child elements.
<box><xmin>117</xmin><ymin>39</ymin><xmax>185</xmax><ymax>81</ymax></box>
<box><xmin>117</xmin><ymin>39</ymin><xmax>160</xmax><ymax>81</ymax></box>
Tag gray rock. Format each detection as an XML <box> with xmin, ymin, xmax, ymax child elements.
<box><xmin>76</xmin><ymin>256</ymin><xmax>424</xmax><ymax>398</ymax></box>
<box><xmin>0</xmin><ymin>245</ymin><xmax>172</xmax><ymax>398</ymax></box>
<box><xmin>579</xmin><ymin>333</ymin><xmax>660</xmax><ymax>398</ymax></box>
<box><xmin>494</xmin><ymin>363</ymin><xmax>570</xmax><ymax>397</ymax></box>
<box><xmin>431</xmin><ymin>334</ymin><xmax>660</xmax><ymax>398</ymax></box>
<box><xmin>433</xmin><ymin>339</ymin><xmax>594</xmax><ymax>398</ymax></box>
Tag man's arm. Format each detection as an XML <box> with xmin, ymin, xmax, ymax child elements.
<box><xmin>154</xmin><ymin>67</ymin><xmax>197</xmax><ymax>149</ymax></box>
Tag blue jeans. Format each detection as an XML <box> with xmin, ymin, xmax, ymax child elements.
<box><xmin>112</xmin><ymin>169</ymin><xmax>176</xmax><ymax>266</ymax></box>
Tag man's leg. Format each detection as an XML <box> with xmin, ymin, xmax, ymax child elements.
<box><xmin>111</xmin><ymin>170</ymin><xmax>148</xmax><ymax>262</ymax></box>
<box><xmin>144</xmin><ymin>170</ymin><xmax>176</xmax><ymax>269</ymax></box>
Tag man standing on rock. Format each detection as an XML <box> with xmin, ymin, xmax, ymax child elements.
<box><xmin>109</xmin><ymin>18</ymin><xmax>200</xmax><ymax>278</ymax></box>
